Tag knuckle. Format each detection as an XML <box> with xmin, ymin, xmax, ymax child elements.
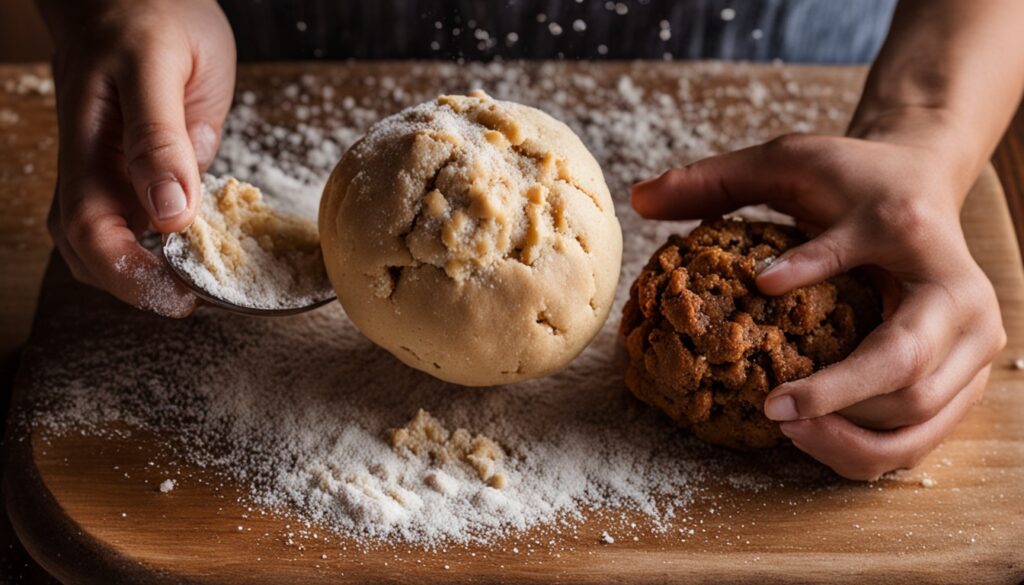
<box><xmin>62</xmin><ymin>206</ymin><xmax>99</xmax><ymax>249</ymax></box>
<box><xmin>802</xmin><ymin>234</ymin><xmax>845</xmax><ymax>275</ymax></box>
<box><xmin>765</xmin><ymin>133</ymin><xmax>817</xmax><ymax>159</ymax></box>
<box><xmin>869</xmin><ymin>198</ymin><xmax>937</xmax><ymax>246</ymax></box>
<box><xmin>888</xmin><ymin>324</ymin><xmax>933</xmax><ymax>382</ymax></box>
<box><xmin>663</xmin><ymin>167</ymin><xmax>688</xmax><ymax>186</ymax></box>
<box><xmin>838</xmin><ymin>432</ymin><xmax>925</xmax><ymax>481</ymax></box>
<box><xmin>902</xmin><ymin>451</ymin><xmax>927</xmax><ymax>471</ymax></box>
<box><xmin>124</xmin><ymin>122</ymin><xmax>183</xmax><ymax>167</ymax></box>
<box><xmin>957</xmin><ymin>279</ymin><xmax>1007</xmax><ymax>362</ymax></box>
<box><xmin>791</xmin><ymin>386</ymin><xmax>829</xmax><ymax>418</ymax></box>
<box><xmin>832</xmin><ymin>450</ymin><xmax>888</xmax><ymax>481</ymax></box>
<box><xmin>891</xmin><ymin>384</ymin><xmax>941</xmax><ymax>427</ymax></box>
<box><xmin>991</xmin><ymin>324</ymin><xmax>1008</xmax><ymax>357</ymax></box>
<box><xmin>978</xmin><ymin>291</ymin><xmax>1007</xmax><ymax>358</ymax></box>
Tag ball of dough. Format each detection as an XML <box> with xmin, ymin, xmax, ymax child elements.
<box><xmin>620</xmin><ymin>218</ymin><xmax>880</xmax><ymax>449</ymax></box>
<box><xmin>320</xmin><ymin>91</ymin><xmax>622</xmax><ymax>386</ymax></box>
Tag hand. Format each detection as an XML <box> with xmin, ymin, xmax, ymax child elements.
<box><xmin>40</xmin><ymin>0</ymin><xmax>236</xmax><ymax>316</ymax></box>
<box><xmin>631</xmin><ymin>129</ymin><xmax>1006</xmax><ymax>480</ymax></box>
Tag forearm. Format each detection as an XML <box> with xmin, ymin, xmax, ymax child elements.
<box><xmin>849</xmin><ymin>0</ymin><xmax>1024</xmax><ymax>194</ymax></box>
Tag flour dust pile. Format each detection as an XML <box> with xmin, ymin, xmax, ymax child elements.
<box><xmin>24</xmin><ymin>62</ymin><xmax>854</xmax><ymax>546</ymax></box>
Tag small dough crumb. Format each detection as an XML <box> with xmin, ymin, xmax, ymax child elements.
<box><xmin>920</xmin><ymin>476</ymin><xmax>937</xmax><ymax>488</ymax></box>
<box><xmin>391</xmin><ymin>410</ymin><xmax>507</xmax><ymax>488</ymax></box>
<box><xmin>158</xmin><ymin>479</ymin><xmax>176</xmax><ymax>493</ymax></box>
<box><xmin>1013</xmin><ymin>356</ymin><xmax>1024</xmax><ymax>370</ymax></box>
<box><xmin>601</xmin><ymin>531</ymin><xmax>615</xmax><ymax>544</ymax></box>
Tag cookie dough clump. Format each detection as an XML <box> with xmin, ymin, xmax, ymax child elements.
<box><xmin>165</xmin><ymin>176</ymin><xmax>332</xmax><ymax>310</ymax></box>
<box><xmin>620</xmin><ymin>217</ymin><xmax>881</xmax><ymax>449</ymax></box>
<box><xmin>390</xmin><ymin>409</ymin><xmax>507</xmax><ymax>489</ymax></box>
<box><xmin>320</xmin><ymin>91</ymin><xmax>622</xmax><ymax>386</ymax></box>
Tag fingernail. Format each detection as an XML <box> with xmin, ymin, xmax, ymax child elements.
<box><xmin>765</xmin><ymin>395</ymin><xmax>799</xmax><ymax>421</ymax></box>
<box><xmin>632</xmin><ymin>177</ymin><xmax>656</xmax><ymax>192</ymax></box>
<box><xmin>757</xmin><ymin>256</ymin><xmax>787</xmax><ymax>277</ymax></box>
<box><xmin>149</xmin><ymin>179</ymin><xmax>187</xmax><ymax>220</ymax></box>
<box><xmin>778</xmin><ymin>421</ymin><xmax>803</xmax><ymax>438</ymax></box>
<box><xmin>190</xmin><ymin>123</ymin><xmax>218</xmax><ymax>167</ymax></box>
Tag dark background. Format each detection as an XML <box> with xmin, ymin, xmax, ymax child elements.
<box><xmin>220</xmin><ymin>0</ymin><xmax>895</xmax><ymax>63</ymax></box>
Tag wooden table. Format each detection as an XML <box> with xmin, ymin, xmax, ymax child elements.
<box><xmin>1</xmin><ymin>62</ymin><xmax>1023</xmax><ymax>584</ymax></box>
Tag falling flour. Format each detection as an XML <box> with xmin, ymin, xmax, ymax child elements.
<box><xmin>24</xmin><ymin>62</ymin><xmax>854</xmax><ymax>547</ymax></box>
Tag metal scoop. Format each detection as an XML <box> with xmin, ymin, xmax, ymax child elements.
<box><xmin>163</xmin><ymin>232</ymin><xmax>336</xmax><ymax>317</ymax></box>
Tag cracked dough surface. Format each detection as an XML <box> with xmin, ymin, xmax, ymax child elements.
<box><xmin>319</xmin><ymin>91</ymin><xmax>622</xmax><ymax>386</ymax></box>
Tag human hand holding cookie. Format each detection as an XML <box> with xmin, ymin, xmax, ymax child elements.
<box><xmin>631</xmin><ymin>133</ymin><xmax>1006</xmax><ymax>480</ymax></box>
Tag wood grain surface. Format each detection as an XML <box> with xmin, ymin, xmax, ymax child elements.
<box><xmin>2</xmin><ymin>63</ymin><xmax>1023</xmax><ymax>584</ymax></box>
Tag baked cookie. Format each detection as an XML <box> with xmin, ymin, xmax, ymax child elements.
<box><xmin>620</xmin><ymin>217</ymin><xmax>881</xmax><ymax>449</ymax></box>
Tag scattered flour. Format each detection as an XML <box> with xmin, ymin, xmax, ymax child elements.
<box><xmin>24</xmin><ymin>62</ymin><xmax>853</xmax><ymax>547</ymax></box>
<box><xmin>0</xmin><ymin>108</ymin><xmax>19</xmax><ymax>126</ymax></box>
<box><xmin>112</xmin><ymin>254</ymin><xmax>197</xmax><ymax>318</ymax></box>
<box><xmin>1</xmin><ymin>72</ymin><xmax>54</xmax><ymax>96</ymax></box>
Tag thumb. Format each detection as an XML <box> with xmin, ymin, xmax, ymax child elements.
<box><xmin>756</xmin><ymin>225</ymin><xmax>864</xmax><ymax>295</ymax></box>
<box><xmin>631</xmin><ymin>134</ymin><xmax>818</xmax><ymax>220</ymax></box>
<box><xmin>119</xmin><ymin>57</ymin><xmax>201</xmax><ymax>233</ymax></box>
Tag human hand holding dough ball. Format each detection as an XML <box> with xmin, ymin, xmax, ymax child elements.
<box><xmin>320</xmin><ymin>92</ymin><xmax>622</xmax><ymax>386</ymax></box>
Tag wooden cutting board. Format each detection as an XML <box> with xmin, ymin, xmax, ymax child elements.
<box><xmin>3</xmin><ymin>63</ymin><xmax>1024</xmax><ymax>584</ymax></box>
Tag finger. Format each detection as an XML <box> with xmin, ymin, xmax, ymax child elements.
<box><xmin>189</xmin><ymin>121</ymin><xmax>219</xmax><ymax>172</ymax></box>
<box><xmin>630</xmin><ymin>134</ymin><xmax>834</xmax><ymax>220</ymax></box>
<box><xmin>184</xmin><ymin>84</ymin><xmax>233</xmax><ymax>173</ymax></box>
<box><xmin>47</xmin><ymin>192</ymin><xmax>96</xmax><ymax>287</ymax></box>
<box><xmin>62</xmin><ymin>178</ymin><xmax>197</xmax><ymax>318</ymax></box>
<box><xmin>841</xmin><ymin>325</ymin><xmax>1001</xmax><ymax>429</ymax></box>
<box><xmin>756</xmin><ymin>224</ymin><xmax>864</xmax><ymax>295</ymax></box>
<box><xmin>763</xmin><ymin>285</ymin><xmax>955</xmax><ymax>421</ymax></box>
<box><xmin>780</xmin><ymin>367</ymin><xmax>988</xmax><ymax>480</ymax></box>
<box><xmin>117</xmin><ymin>51</ymin><xmax>200</xmax><ymax>233</ymax></box>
